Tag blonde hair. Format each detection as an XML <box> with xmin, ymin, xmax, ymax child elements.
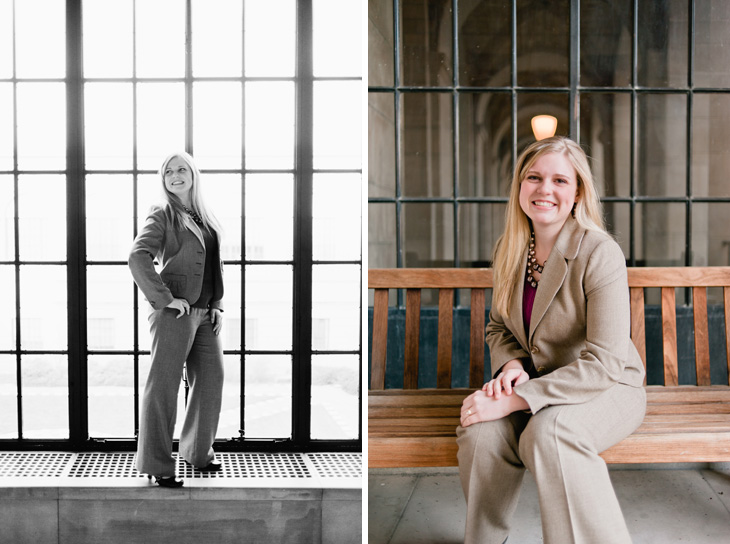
<box><xmin>492</xmin><ymin>136</ymin><xmax>606</xmax><ymax>315</ymax></box>
<box><xmin>159</xmin><ymin>151</ymin><xmax>223</xmax><ymax>235</ymax></box>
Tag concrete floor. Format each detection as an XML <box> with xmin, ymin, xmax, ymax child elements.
<box><xmin>368</xmin><ymin>464</ymin><xmax>730</xmax><ymax>543</ymax></box>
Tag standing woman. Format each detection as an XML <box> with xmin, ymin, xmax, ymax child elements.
<box><xmin>129</xmin><ymin>151</ymin><xmax>225</xmax><ymax>488</ymax></box>
<box><xmin>457</xmin><ymin>136</ymin><xmax>646</xmax><ymax>543</ymax></box>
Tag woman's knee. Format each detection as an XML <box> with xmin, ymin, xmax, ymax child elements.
<box><xmin>518</xmin><ymin>409</ymin><xmax>565</xmax><ymax>469</ymax></box>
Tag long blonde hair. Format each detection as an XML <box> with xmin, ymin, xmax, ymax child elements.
<box><xmin>159</xmin><ymin>151</ymin><xmax>223</xmax><ymax>235</ymax></box>
<box><xmin>492</xmin><ymin>136</ymin><xmax>606</xmax><ymax>315</ymax></box>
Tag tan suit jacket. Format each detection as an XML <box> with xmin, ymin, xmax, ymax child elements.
<box><xmin>129</xmin><ymin>204</ymin><xmax>224</xmax><ymax>312</ymax></box>
<box><xmin>486</xmin><ymin>216</ymin><xmax>645</xmax><ymax>414</ymax></box>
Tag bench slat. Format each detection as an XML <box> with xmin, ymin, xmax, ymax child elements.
<box><xmin>370</xmin><ymin>288</ymin><xmax>389</xmax><ymax>390</ymax></box>
<box><xmin>404</xmin><ymin>289</ymin><xmax>421</xmax><ymax>389</ymax></box>
<box><xmin>469</xmin><ymin>289</ymin><xmax>486</xmax><ymax>388</ymax></box>
<box><xmin>693</xmin><ymin>286</ymin><xmax>711</xmax><ymax>386</ymax></box>
<box><xmin>627</xmin><ymin>267</ymin><xmax>730</xmax><ymax>287</ymax></box>
<box><xmin>630</xmin><ymin>286</ymin><xmax>647</xmax><ymax>383</ymax></box>
<box><xmin>437</xmin><ymin>289</ymin><xmax>454</xmax><ymax>388</ymax></box>
<box><xmin>662</xmin><ymin>287</ymin><xmax>679</xmax><ymax>386</ymax></box>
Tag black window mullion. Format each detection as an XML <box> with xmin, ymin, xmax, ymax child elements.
<box><xmin>66</xmin><ymin>0</ymin><xmax>88</xmax><ymax>446</ymax></box>
<box><xmin>293</xmin><ymin>0</ymin><xmax>314</xmax><ymax>448</ymax></box>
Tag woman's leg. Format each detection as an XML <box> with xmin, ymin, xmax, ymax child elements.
<box><xmin>136</xmin><ymin>308</ymin><xmax>196</xmax><ymax>477</ymax></box>
<box><xmin>518</xmin><ymin>383</ymin><xmax>646</xmax><ymax>544</ymax></box>
<box><xmin>456</xmin><ymin>410</ymin><xmax>531</xmax><ymax>544</ymax></box>
<box><xmin>178</xmin><ymin>308</ymin><xmax>225</xmax><ymax>467</ymax></box>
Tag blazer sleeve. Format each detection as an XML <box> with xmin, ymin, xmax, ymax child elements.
<box><xmin>486</xmin><ymin>306</ymin><xmax>530</xmax><ymax>378</ymax></box>
<box><xmin>514</xmin><ymin>239</ymin><xmax>633</xmax><ymax>413</ymax></box>
<box><xmin>128</xmin><ymin>206</ymin><xmax>174</xmax><ymax>310</ymax></box>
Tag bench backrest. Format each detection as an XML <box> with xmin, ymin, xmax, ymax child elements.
<box><xmin>369</xmin><ymin>267</ymin><xmax>730</xmax><ymax>390</ymax></box>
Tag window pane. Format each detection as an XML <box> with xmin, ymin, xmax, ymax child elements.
<box><xmin>313</xmin><ymin>0</ymin><xmax>361</xmax><ymax>77</ymax></box>
<box><xmin>244</xmin><ymin>354</ymin><xmax>292</xmax><ymax>439</ymax></box>
<box><xmin>245</xmin><ymin>82</ymin><xmax>294</xmax><ymax>170</ymax></box>
<box><xmin>637</xmin><ymin>0</ymin><xmax>687</xmax><ymax>88</ymax></box>
<box><xmin>17</xmin><ymin>83</ymin><xmax>66</xmax><ymax>171</ymax></box>
<box><xmin>695</xmin><ymin>2</ymin><xmax>730</xmax><ymax>87</ymax></box>
<box><xmin>368</xmin><ymin>0</ymin><xmax>394</xmax><ymax>87</ymax></box>
<box><xmin>368</xmin><ymin>203</ymin><xmax>396</xmax><ymax>269</ymax></box>
<box><xmin>0</xmin><ymin>84</ymin><xmax>13</xmax><ymax>170</ymax></box>
<box><xmin>245</xmin><ymin>174</ymin><xmax>293</xmax><ymax>261</ymax></box>
<box><xmin>692</xmin><ymin>94</ymin><xmax>730</xmax><ymax>197</ymax></box>
<box><xmin>580</xmin><ymin>92</ymin><xmax>632</xmax><ymax>197</ymax></box>
<box><xmin>245</xmin><ymin>265</ymin><xmax>292</xmax><ymax>351</ymax></box>
<box><xmin>86</xmin><ymin>175</ymin><xmax>133</xmax><ymax>261</ymax></box>
<box><xmin>0</xmin><ymin>176</ymin><xmax>13</xmax><ymax>261</ymax></box>
<box><xmin>18</xmin><ymin>175</ymin><xmax>66</xmax><ymax>261</ymax></box>
<box><xmin>87</xmin><ymin>266</ymin><xmax>133</xmax><ymax>351</ymax></box>
<box><xmin>245</xmin><ymin>0</ymin><xmax>295</xmax><ymax>77</ymax></box>
<box><xmin>402</xmin><ymin>203</ymin><xmax>454</xmax><ymax>267</ymax></box>
<box><xmin>137</xmin><ymin>83</ymin><xmax>185</xmax><ymax>171</ymax></box>
<box><xmin>313</xmin><ymin>81</ymin><xmax>361</xmax><ymax>170</ymax></box>
<box><xmin>399</xmin><ymin>0</ymin><xmax>452</xmax><ymax>86</ymax></box>
<box><xmin>220</xmin><ymin>265</ymin><xmax>241</xmax><ymax>351</ymax></box>
<box><xmin>218</xmin><ymin>354</ymin><xmax>240</xmax><ymax>438</ymax></box>
<box><xmin>458</xmin><ymin>0</ymin><xmax>511</xmax><ymax>87</ymax></box>
<box><xmin>580</xmin><ymin>0</ymin><xmax>632</xmax><ymax>87</ymax></box>
<box><xmin>458</xmin><ymin>204</ymin><xmax>507</xmax><ymax>267</ymax></box>
<box><xmin>136</xmin><ymin>0</ymin><xmax>185</xmax><ymax>78</ymax></box>
<box><xmin>83</xmin><ymin>0</ymin><xmax>133</xmax><ymax>78</ymax></box>
<box><xmin>21</xmin><ymin>354</ymin><xmax>69</xmax><ymax>439</ymax></box>
<box><xmin>637</xmin><ymin>94</ymin><xmax>686</xmax><ymax>197</ymax></box>
<box><xmin>311</xmin><ymin>355</ymin><xmax>359</xmax><ymax>440</ymax></box>
<box><xmin>0</xmin><ymin>266</ymin><xmax>15</xmax><ymax>351</ymax></box>
<box><xmin>88</xmin><ymin>355</ymin><xmax>134</xmax><ymax>438</ymax></box>
<box><xmin>85</xmin><ymin>83</ymin><xmax>134</xmax><ymax>170</ymax></box>
<box><xmin>517</xmin><ymin>92</ymin><xmax>570</xmax><ymax>145</ymax></box>
<box><xmin>137</xmin><ymin>300</ymin><xmax>151</xmax><ymax>352</ymax></box>
<box><xmin>313</xmin><ymin>173</ymin><xmax>361</xmax><ymax>261</ymax></box>
<box><xmin>0</xmin><ymin>2</ymin><xmax>11</xmax><ymax>78</ymax></box>
<box><xmin>0</xmin><ymin>355</ymin><xmax>17</xmax><ymax>438</ymax></box>
<box><xmin>604</xmin><ymin>202</ymin><xmax>630</xmax><ymax>259</ymax></box>
<box><xmin>635</xmin><ymin>203</ymin><xmax>686</xmax><ymax>266</ymax></box>
<box><xmin>692</xmin><ymin>202</ymin><xmax>730</xmax><ymax>267</ymax></box>
<box><xmin>193</xmin><ymin>82</ymin><xmax>242</xmax><ymax>170</ymax></box>
<box><xmin>458</xmin><ymin>92</ymin><xmax>512</xmax><ymax>198</ymax></box>
<box><xmin>312</xmin><ymin>265</ymin><xmax>360</xmax><ymax>351</ymax></box>
<box><xmin>137</xmin><ymin>173</ymin><xmax>163</xmax><ymax>220</ymax></box>
<box><xmin>192</xmin><ymin>0</ymin><xmax>242</xmax><ymax>77</ymax></box>
<box><xmin>516</xmin><ymin>0</ymin><xmax>569</xmax><ymax>87</ymax></box>
<box><xmin>203</xmin><ymin>174</ymin><xmax>242</xmax><ymax>262</ymax></box>
<box><xmin>401</xmin><ymin>93</ymin><xmax>453</xmax><ymax>197</ymax></box>
<box><xmin>368</xmin><ymin>92</ymin><xmax>395</xmax><ymax>197</ymax></box>
<box><xmin>20</xmin><ymin>265</ymin><xmax>67</xmax><ymax>350</ymax></box>
<box><xmin>15</xmin><ymin>0</ymin><xmax>65</xmax><ymax>79</ymax></box>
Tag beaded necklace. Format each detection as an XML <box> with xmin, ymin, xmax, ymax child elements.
<box><xmin>182</xmin><ymin>204</ymin><xmax>204</xmax><ymax>226</ymax></box>
<box><xmin>526</xmin><ymin>231</ymin><xmax>547</xmax><ymax>288</ymax></box>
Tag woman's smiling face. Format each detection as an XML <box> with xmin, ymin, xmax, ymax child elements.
<box><xmin>163</xmin><ymin>156</ymin><xmax>193</xmax><ymax>201</ymax></box>
<box><xmin>518</xmin><ymin>151</ymin><xmax>579</xmax><ymax>232</ymax></box>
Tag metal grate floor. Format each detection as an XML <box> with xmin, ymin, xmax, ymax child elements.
<box><xmin>0</xmin><ymin>451</ymin><xmax>361</xmax><ymax>481</ymax></box>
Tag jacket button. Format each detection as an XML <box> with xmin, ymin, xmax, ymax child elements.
<box><xmin>530</xmin><ymin>346</ymin><xmax>539</xmax><ymax>354</ymax></box>
<box><xmin>537</xmin><ymin>366</ymin><xmax>546</xmax><ymax>374</ymax></box>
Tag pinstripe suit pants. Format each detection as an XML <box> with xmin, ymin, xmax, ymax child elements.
<box><xmin>136</xmin><ymin>307</ymin><xmax>224</xmax><ymax>478</ymax></box>
<box><xmin>456</xmin><ymin>382</ymin><xmax>646</xmax><ymax>544</ymax></box>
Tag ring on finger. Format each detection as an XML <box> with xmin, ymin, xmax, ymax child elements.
<box><xmin>466</xmin><ymin>409</ymin><xmax>472</xmax><ymax>415</ymax></box>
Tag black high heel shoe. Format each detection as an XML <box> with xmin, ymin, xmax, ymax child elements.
<box><xmin>148</xmin><ymin>474</ymin><xmax>184</xmax><ymax>488</ymax></box>
<box><xmin>184</xmin><ymin>458</ymin><xmax>222</xmax><ymax>472</ymax></box>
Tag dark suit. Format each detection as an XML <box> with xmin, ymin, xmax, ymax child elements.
<box><xmin>129</xmin><ymin>204</ymin><xmax>225</xmax><ymax>477</ymax></box>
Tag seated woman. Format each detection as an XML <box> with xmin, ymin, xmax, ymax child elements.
<box><xmin>457</xmin><ymin>136</ymin><xmax>646</xmax><ymax>544</ymax></box>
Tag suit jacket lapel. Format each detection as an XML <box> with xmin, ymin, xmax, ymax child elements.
<box><xmin>182</xmin><ymin>214</ymin><xmax>205</xmax><ymax>248</ymax></box>
<box><xmin>528</xmin><ymin>217</ymin><xmax>584</xmax><ymax>343</ymax></box>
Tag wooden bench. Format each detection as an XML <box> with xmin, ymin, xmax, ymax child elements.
<box><xmin>368</xmin><ymin>267</ymin><xmax>730</xmax><ymax>467</ymax></box>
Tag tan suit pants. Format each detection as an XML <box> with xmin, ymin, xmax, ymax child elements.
<box><xmin>456</xmin><ymin>382</ymin><xmax>646</xmax><ymax>544</ymax></box>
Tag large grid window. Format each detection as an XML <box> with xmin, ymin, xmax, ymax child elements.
<box><xmin>368</xmin><ymin>0</ymin><xmax>730</xmax><ymax>285</ymax></box>
<box><xmin>1</xmin><ymin>0</ymin><xmax>361</xmax><ymax>452</ymax></box>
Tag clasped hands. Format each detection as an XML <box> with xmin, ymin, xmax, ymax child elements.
<box><xmin>460</xmin><ymin>360</ymin><xmax>531</xmax><ymax>427</ymax></box>
<box><xmin>166</xmin><ymin>298</ymin><xmax>223</xmax><ymax>335</ymax></box>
